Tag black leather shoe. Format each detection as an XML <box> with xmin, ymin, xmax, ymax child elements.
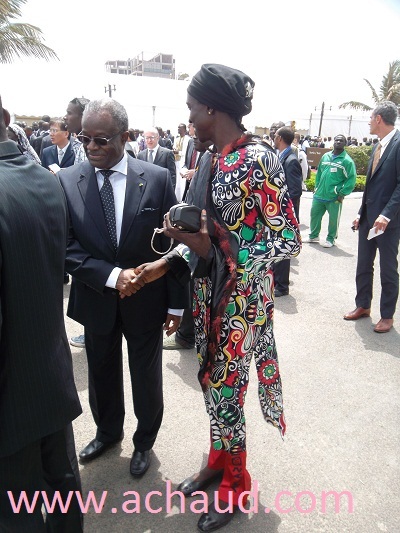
<box><xmin>177</xmin><ymin>470</ymin><xmax>223</xmax><ymax>497</ymax></box>
<box><xmin>79</xmin><ymin>437</ymin><xmax>121</xmax><ymax>462</ymax></box>
<box><xmin>130</xmin><ymin>449</ymin><xmax>151</xmax><ymax>477</ymax></box>
<box><xmin>64</xmin><ymin>273</ymin><xmax>70</xmax><ymax>284</ymax></box>
<box><xmin>197</xmin><ymin>500</ymin><xmax>238</xmax><ymax>532</ymax></box>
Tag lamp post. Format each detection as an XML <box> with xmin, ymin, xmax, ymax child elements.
<box><xmin>314</xmin><ymin>102</ymin><xmax>332</xmax><ymax>136</ymax></box>
<box><xmin>105</xmin><ymin>84</ymin><xmax>116</xmax><ymax>97</ymax></box>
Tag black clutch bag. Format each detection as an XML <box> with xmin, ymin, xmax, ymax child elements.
<box><xmin>169</xmin><ymin>203</ymin><xmax>201</xmax><ymax>232</ymax></box>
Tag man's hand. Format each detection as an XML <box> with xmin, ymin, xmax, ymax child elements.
<box><xmin>181</xmin><ymin>169</ymin><xmax>195</xmax><ymax>181</ymax></box>
<box><xmin>337</xmin><ymin>195</ymin><xmax>344</xmax><ymax>203</ymax></box>
<box><xmin>373</xmin><ymin>215</ymin><xmax>389</xmax><ymax>233</ymax></box>
<box><xmin>164</xmin><ymin>209</ymin><xmax>211</xmax><ymax>259</ymax></box>
<box><xmin>128</xmin><ymin>259</ymin><xmax>170</xmax><ymax>295</ymax></box>
<box><xmin>116</xmin><ymin>268</ymin><xmax>139</xmax><ymax>298</ymax></box>
<box><xmin>164</xmin><ymin>313</ymin><xmax>181</xmax><ymax>336</ymax></box>
<box><xmin>352</xmin><ymin>218</ymin><xmax>360</xmax><ymax>231</ymax></box>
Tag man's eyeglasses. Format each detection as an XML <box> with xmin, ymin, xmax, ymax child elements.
<box><xmin>50</xmin><ymin>128</ymin><xmax>60</xmax><ymax>134</ymax></box>
<box><xmin>77</xmin><ymin>131</ymin><xmax>123</xmax><ymax>146</ymax></box>
<box><xmin>145</xmin><ymin>136</ymin><xmax>157</xmax><ymax>141</ymax></box>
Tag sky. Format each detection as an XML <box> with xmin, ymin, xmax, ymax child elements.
<box><xmin>1</xmin><ymin>0</ymin><xmax>400</xmax><ymax>133</ymax></box>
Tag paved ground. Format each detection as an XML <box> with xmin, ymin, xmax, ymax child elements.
<box><xmin>65</xmin><ymin>194</ymin><xmax>400</xmax><ymax>533</ymax></box>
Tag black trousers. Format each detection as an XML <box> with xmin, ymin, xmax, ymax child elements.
<box><xmin>176</xmin><ymin>278</ymin><xmax>195</xmax><ymax>347</ymax></box>
<box><xmin>355</xmin><ymin>218</ymin><xmax>400</xmax><ymax>318</ymax></box>
<box><xmin>175</xmin><ymin>308</ymin><xmax>195</xmax><ymax>347</ymax></box>
<box><xmin>84</xmin><ymin>317</ymin><xmax>164</xmax><ymax>451</ymax></box>
<box><xmin>0</xmin><ymin>425</ymin><xmax>83</xmax><ymax>533</ymax></box>
<box><xmin>273</xmin><ymin>196</ymin><xmax>300</xmax><ymax>292</ymax></box>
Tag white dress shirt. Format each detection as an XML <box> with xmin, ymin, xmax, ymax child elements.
<box><xmin>147</xmin><ymin>144</ymin><xmax>159</xmax><ymax>161</ymax></box>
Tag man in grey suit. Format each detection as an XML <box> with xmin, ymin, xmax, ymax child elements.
<box><xmin>137</xmin><ymin>127</ymin><xmax>177</xmax><ymax>188</ymax></box>
<box><xmin>344</xmin><ymin>101</ymin><xmax>400</xmax><ymax>333</ymax></box>
<box><xmin>0</xmin><ymin>96</ymin><xmax>83</xmax><ymax>532</ymax></box>
<box><xmin>58</xmin><ymin>99</ymin><xmax>187</xmax><ymax>477</ymax></box>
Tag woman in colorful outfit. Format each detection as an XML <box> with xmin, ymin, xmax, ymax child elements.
<box><xmin>131</xmin><ymin>63</ymin><xmax>301</xmax><ymax>531</ymax></box>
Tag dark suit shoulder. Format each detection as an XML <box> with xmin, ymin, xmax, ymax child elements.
<box><xmin>58</xmin><ymin>160</ymin><xmax>89</xmax><ymax>187</ymax></box>
<box><xmin>128</xmin><ymin>153</ymin><xmax>169</xmax><ymax>177</ymax></box>
<box><xmin>159</xmin><ymin>146</ymin><xmax>174</xmax><ymax>155</ymax></box>
<box><xmin>42</xmin><ymin>144</ymin><xmax>55</xmax><ymax>155</ymax></box>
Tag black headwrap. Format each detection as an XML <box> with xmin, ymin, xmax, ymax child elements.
<box><xmin>187</xmin><ymin>63</ymin><xmax>255</xmax><ymax>118</ymax></box>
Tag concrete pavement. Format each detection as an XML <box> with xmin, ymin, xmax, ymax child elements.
<box><xmin>65</xmin><ymin>194</ymin><xmax>400</xmax><ymax>533</ymax></box>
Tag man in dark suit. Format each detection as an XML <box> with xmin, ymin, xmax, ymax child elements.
<box><xmin>0</xmin><ymin>96</ymin><xmax>83</xmax><ymax>532</ymax></box>
<box><xmin>137</xmin><ymin>127</ymin><xmax>176</xmax><ymax>188</ymax></box>
<box><xmin>41</xmin><ymin>118</ymin><xmax>75</xmax><ymax>169</ymax></box>
<box><xmin>31</xmin><ymin>120</ymin><xmax>50</xmax><ymax>155</ymax></box>
<box><xmin>58</xmin><ymin>98</ymin><xmax>187</xmax><ymax>476</ymax></box>
<box><xmin>344</xmin><ymin>101</ymin><xmax>400</xmax><ymax>333</ymax></box>
<box><xmin>272</xmin><ymin>126</ymin><xmax>303</xmax><ymax>296</ymax></box>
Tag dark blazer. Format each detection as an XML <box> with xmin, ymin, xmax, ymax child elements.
<box><xmin>31</xmin><ymin>131</ymin><xmax>49</xmax><ymax>155</ymax></box>
<box><xmin>40</xmin><ymin>132</ymin><xmax>53</xmax><ymax>157</ymax></box>
<box><xmin>137</xmin><ymin>145</ymin><xmax>176</xmax><ymax>188</ymax></box>
<box><xmin>0</xmin><ymin>140</ymin><xmax>81</xmax><ymax>458</ymax></box>
<box><xmin>359</xmin><ymin>130</ymin><xmax>400</xmax><ymax>228</ymax></box>
<box><xmin>41</xmin><ymin>142</ymin><xmax>75</xmax><ymax>169</ymax></box>
<box><xmin>58</xmin><ymin>156</ymin><xmax>188</xmax><ymax>335</ymax></box>
<box><xmin>184</xmin><ymin>138</ymin><xmax>195</xmax><ymax>169</ymax></box>
<box><xmin>281</xmin><ymin>150</ymin><xmax>303</xmax><ymax>200</ymax></box>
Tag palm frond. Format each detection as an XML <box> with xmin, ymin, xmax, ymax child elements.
<box><xmin>363</xmin><ymin>79</ymin><xmax>380</xmax><ymax>104</ymax></box>
<box><xmin>386</xmin><ymin>82</ymin><xmax>400</xmax><ymax>105</ymax></box>
<box><xmin>0</xmin><ymin>0</ymin><xmax>24</xmax><ymax>21</ymax></box>
<box><xmin>0</xmin><ymin>21</ymin><xmax>58</xmax><ymax>62</ymax></box>
<box><xmin>339</xmin><ymin>101</ymin><xmax>373</xmax><ymax>112</ymax></box>
<box><xmin>380</xmin><ymin>61</ymin><xmax>400</xmax><ymax>99</ymax></box>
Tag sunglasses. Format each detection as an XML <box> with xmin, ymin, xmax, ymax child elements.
<box><xmin>77</xmin><ymin>130</ymin><xmax>123</xmax><ymax>146</ymax></box>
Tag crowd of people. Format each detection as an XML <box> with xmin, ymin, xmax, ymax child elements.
<box><xmin>1</xmin><ymin>65</ymin><xmax>399</xmax><ymax>531</ymax></box>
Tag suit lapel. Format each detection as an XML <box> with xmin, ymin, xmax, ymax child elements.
<box><xmin>77</xmin><ymin>161</ymin><xmax>115</xmax><ymax>253</ymax></box>
<box><xmin>368</xmin><ymin>131</ymin><xmax>399</xmax><ymax>181</ymax></box>
<box><xmin>119</xmin><ymin>159</ymin><xmax>147</xmax><ymax>250</ymax></box>
<box><xmin>50</xmin><ymin>145</ymin><xmax>58</xmax><ymax>165</ymax></box>
<box><xmin>61</xmin><ymin>144</ymin><xmax>74</xmax><ymax>168</ymax></box>
<box><xmin>153</xmin><ymin>147</ymin><xmax>162</xmax><ymax>165</ymax></box>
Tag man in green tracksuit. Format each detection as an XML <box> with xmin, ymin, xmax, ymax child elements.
<box><xmin>304</xmin><ymin>134</ymin><xmax>357</xmax><ymax>247</ymax></box>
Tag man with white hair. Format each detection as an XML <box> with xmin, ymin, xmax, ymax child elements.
<box><xmin>137</xmin><ymin>127</ymin><xmax>176</xmax><ymax>188</ymax></box>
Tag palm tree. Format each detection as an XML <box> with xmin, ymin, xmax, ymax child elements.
<box><xmin>339</xmin><ymin>60</ymin><xmax>400</xmax><ymax>111</ymax></box>
<box><xmin>0</xmin><ymin>0</ymin><xmax>58</xmax><ymax>63</ymax></box>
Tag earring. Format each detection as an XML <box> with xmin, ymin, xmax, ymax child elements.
<box><xmin>208</xmin><ymin>111</ymin><xmax>212</xmax><ymax>115</ymax></box>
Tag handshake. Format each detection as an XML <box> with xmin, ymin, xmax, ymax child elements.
<box><xmin>116</xmin><ymin>207</ymin><xmax>211</xmax><ymax>299</ymax></box>
<box><xmin>116</xmin><ymin>259</ymin><xmax>170</xmax><ymax>299</ymax></box>
<box><xmin>115</xmin><ymin>260</ymin><xmax>181</xmax><ymax>336</ymax></box>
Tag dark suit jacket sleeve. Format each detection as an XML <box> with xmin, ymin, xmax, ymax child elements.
<box><xmin>166</xmin><ymin>149</ymin><xmax>176</xmax><ymax>189</ymax></box>
<box><xmin>40</xmin><ymin>146</ymin><xmax>54</xmax><ymax>169</ymax></box>
<box><xmin>382</xmin><ymin>140</ymin><xmax>400</xmax><ymax>221</ymax></box>
<box><xmin>64</xmin><ymin>211</ymin><xmax>117</xmax><ymax>294</ymax></box>
<box><xmin>284</xmin><ymin>154</ymin><xmax>303</xmax><ymax>199</ymax></box>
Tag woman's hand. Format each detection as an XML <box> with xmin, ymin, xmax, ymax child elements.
<box><xmin>164</xmin><ymin>209</ymin><xmax>211</xmax><ymax>259</ymax></box>
<box><xmin>124</xmin><ymin>259</ymin><xmax>170</xmax><ymax>296</ymax></box>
